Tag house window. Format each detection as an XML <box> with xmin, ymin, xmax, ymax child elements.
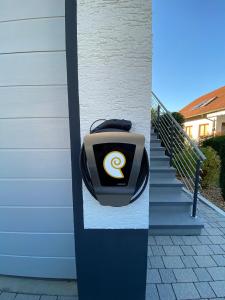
<box><xmin>199</xmin><ymin>124</ymin><xmax>209</xmax><ymax>138</ymax></box>
<box><xmin>185</xmin><ymin>126</ymin><xmax>193</xmax><ymax>137</ymax></box>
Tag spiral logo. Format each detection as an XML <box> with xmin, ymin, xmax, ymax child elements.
<box><xmin>103</xmin><ymin>151</ymin><xmax>126</xmax><ymax>179</ymax></box>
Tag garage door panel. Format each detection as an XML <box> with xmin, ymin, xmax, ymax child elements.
<box><xmin>0</xmin><ymin>179</ymin><xmax>72</xmax><ymax>206</ymax></box>
<box><xmin>0</xmin><ymin>150</ymin><xmax>71</xmax><ymax>178</ymax></box>
<box><xmin>0</xmin><ymin>207</ymin><xmax>74</xmax><ymax>233</ymax></box>
<box><xmin>0</xmin><ymin>255</ymin><xmax>75</xmax><ymax>279</ymax></box>
<box><xmin>0</xmin><ymin>118</ymin><xmax>70</xmax><ymax>148</ymax></box>
<box><xmin>0</xmin><ymin>233</ymin><xmax>75</xmax><ymax>257</ymax></box>
<box><xmin>0</xmin><ymin>18</ymin><xmax>65</xmax><ymax>53</ymax></box>
<box><xmin>0</xmin><ymin>52</ymin><xmax>67</xmax><ymax>86</ymax></box>
<box><xmin>0</xmin><ymin>86</ymin><xmax>69</xmax><ymax>118</ymax></box>
<box><xmin>0</xmin><ymin>0</ymin><xmax>65</xmax><ymax>21</ymax></box>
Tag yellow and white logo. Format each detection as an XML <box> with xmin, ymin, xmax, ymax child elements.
<box><xmin>103</xmin><ymin>151</ymin><xmax>126</xmax><ymax>179</ymax></box>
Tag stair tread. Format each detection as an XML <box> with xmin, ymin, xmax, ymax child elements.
<box><xmin>149</xmin><ymin>211</ymin><xmax>204</xmax><ymax>228</ymax></box>
<box><xmin>151</xmin><ymin>156</ymin><xmax>169</xmax><ymax>160</ymax></box>
<box><xmin>150</xmin><ymin>178</ymin><xmax>183</xmax><ymax>186</ymax></box>
<box><xmin>150</xmin><ymin>167</ymin><xmax>176</xmax><ymax>172</ymax></box>
<box><xmin>150</xmin><ymin>190</ymin><xmax>192</xmax><ymax>204</ymax></box>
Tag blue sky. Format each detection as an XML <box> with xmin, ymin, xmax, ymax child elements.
<box><xmin>153</xmin><ymin>0</ymin><xmax>225</xmax><ymax>112</ymax></box>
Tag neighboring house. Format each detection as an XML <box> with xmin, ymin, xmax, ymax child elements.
<box><xmin>180</xmin><ymin>86</ymin><xmax>225</xmax><ymax>141</ymax></box>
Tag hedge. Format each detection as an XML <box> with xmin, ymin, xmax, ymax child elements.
<box><xmin>202</xmin><ymin>136</ymin><xmax>225</xmax><ymax>199</ymax></box>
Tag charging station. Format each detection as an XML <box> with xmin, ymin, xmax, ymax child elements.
<box><xmin>80</xmin><ymin>119</ymin><xmax>149</xmax><ymax>207</ymax></box>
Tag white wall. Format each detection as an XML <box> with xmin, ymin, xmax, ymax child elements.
<box><xmin>77</xmin><ymin>0</ymin><xmax>152</xmax><ymax>229</ymax></box>
<box><xmin>0</xmin><ymin>0</ymin><xmax>75</xmax><ymax>279</ymax></box>
<box><xmin>184</xmin><ymin>118</ymin><xmax>214</xmax><ymax>141</ymax></box>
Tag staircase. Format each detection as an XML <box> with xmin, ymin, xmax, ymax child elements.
<box><xmin>149</xmin><ymin>127</ymin><xmax>204</xmax><ymax>236</ymax></box>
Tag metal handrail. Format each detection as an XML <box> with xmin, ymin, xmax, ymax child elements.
<box><xmin>152</xmin><ymin>92</ymin><xmax>206</xmax><ymax>161</ymax></box>
<box><xmin>151</xmin><ymin>92</ymin><xmax>206</xmax><ymax>217</ymax></box>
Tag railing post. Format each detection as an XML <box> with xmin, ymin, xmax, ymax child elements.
<box><xmin>192</xmin><ymin>159</ymin><xmax>201</xmax><ymax>217</ymax></box>
<box><xmin>169</xmin><ymin>122</ymin><xmax>174</xmax><ymax>166</ymax></box>
<box><xmin>157</xmin><ymin>105</ymin><xmax>160</xmax><ymax>138</ymax></box>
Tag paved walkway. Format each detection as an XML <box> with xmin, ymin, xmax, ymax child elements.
<box><xmin>146</xmin><ymin>201</ymin><xmax>225</xmax><ymax>300</ymax></box>
<box><xmin>1</xmin><ymin>200</ymin><xmax>225</xmax><ymax>299</ymax></box>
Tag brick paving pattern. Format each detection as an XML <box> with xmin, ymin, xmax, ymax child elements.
<box><xmin>146</xmin><ymin>201</ymin><xmax>225</xmax><ymax>299</ymax></box>
<box><xmin>1</xmin><ymin>201</ymin><xmax>225</xmax><ymax>299</ymax></box>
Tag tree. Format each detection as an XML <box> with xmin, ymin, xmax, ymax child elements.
<box><xmin>172</xmin><ymin>112</ymin><xmax>185</xmax><ymax>127</ymax></box>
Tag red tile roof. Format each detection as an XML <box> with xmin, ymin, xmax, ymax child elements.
<box><xmin>180</xmin><ymin>86</ymin><xmax>225</xmax><ymax>119</ymax></box>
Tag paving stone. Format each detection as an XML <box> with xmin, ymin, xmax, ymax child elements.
<box><xmin>182</xmin><ymin>236</ymin><xmax>201</xmax><ymax>245</ymax></box>
<box><xmin>208</xmin><ymin>235</ymin><xmax>225</xmax><ymax>244</ymax></box>
<box><xmin>157</xmin><ymin>284</ymin><xmax>176</xmax><ymax>300</ymax></box>
<box><xmin>197</xmin><ymin>235</ymin><xmax>212</xmax><ymax>244</ymax></box>
<box><xmin>146</xmin><ymin>284</ymin><xmax>159</xmax><ymax>300</ymax></box>
<box><xmin>171</xmin><ymin>236</ymin><xmax>185</xmax><ymax>245</ymax></box>
<box><xmin>15</xmin><ymin>295</ymin><xmax>40</xmax><ymax>300</ymax></box>
<box><xmin>58</xmin><ymin>297</ymin><xmax>77</xmax><ymax>300</ymax></box>
<box><xmin>205</xmin><ymin>227</ymin><xmax>223</xmax><ymax>235</ymax></box>
<box><xmin>181</xmin><ymin>256</ymin><xmax>198</xmax><ymax>268</ymax></box>
<box><xmin>148</xmin><ymin>246</ymin><xmax>153</xmax><ymax>256</ymax></box>
<box><xmin>212</xmin><ymin>255</ymin><xmax>225</xmax><ymax>266</ymax></box>
<box><xmin>219</xmin><ymin>227</ymin><xmax>225</xmax><ymax>234</ymax></box>
<box><xmin>40</xmin><ymin>297</ymin><xmax>57</xmax><ymax>300</ymax></box>
<box><xmin>220</xmin><ymin>244</ymin><xmax>225</xmax><ymax>251</ymax></box>
<box><xmin>148</xmin><ymin>236</ymin><xmax>156</xmax><ymax>245</ymax></box>
<box><xmin>162</xmin><ymin>256</ymin><xmax>184</xmax><ymax>269</ymax></box>
<box><xmin>173</xmin><ymin>282</ymin><xmax>200</xmax><ymax>299</ymax></box>
<box><xmin>193</xmin><ymin>255</ymin><xmax>217</xmax><ymax>267</ymax></box>
<box><xmin>218</xmin><ymin>221</ymin><xmax>225</xmax><ymax>227</ymax></box>
<box><xmin>149</xmin><ymin>256</ymin><xmax>164</xmax><ymax>268</ymax></box>
<box><xmin>159</xmin><ymin>269</ymin><xmax>176</xmax><ymax>283</ymax></box>
<box><xmin>209</xmin><ymin>244</ymin><xmax>225</xmax><ymax>255</ymax></box>
<box><xmin>146</xmin><ymin>269</ymin><xmax>161</xmax><ymax>284</ymax></box>
<box><xmin>180</xmin><ymin>245</ymin><xmax>195</xmax><ymax>256</ymax></box>
<box><xmin>151</xmin><ymin>246</ymin><xmax>165</xmax><ymax>256</ymax></box>
<box><xmin>195</xmin><ymin>282</ymin><xmax>216</xmax><ymax>298</ymax></box>
<box><xmin>173</xmin><ymin>268</ymin><xmax>198</xmax><ymax>282</ymax></box>
<box><xmin>194</xmin><ymin>268</ymin><xmax>213</xmax><ymax>282</ymax></box>
<box><xmin>192</xmin><ymin>245</ymin><xmax>213</xmax><ymax>255</ymax></box>
<box><xmin>0</xmin><ymin>293</ymin><xmax>16</xmax><ymax>300</ymax></box>
<box><xmin>147</xmin><ymin>257</ymin><xmax>151</xmax><ymax>268</ymax></box>
<box><xmin>163</xmin><ymin>246</ymin><xmax>183</xmax><ymax>256</ymax></box>
<box><xmin>155</xmin><ymin>236</ymin><xmax>173</xmax><ymax>245</ymax></box>
<box><xmin>210</xmin><ymin>281</ymin><xmax>225</xmax><ymax>297</ymax></box>
<box><xmin>207</xmin><ymin>267</ymin><xmax>225</xmax><ymax>280</ymax></box>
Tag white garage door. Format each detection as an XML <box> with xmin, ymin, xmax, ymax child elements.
<box><xmin>0</xmin><ymin>0</ymin><xmax>76</xmax><ymax>279</ymax></box>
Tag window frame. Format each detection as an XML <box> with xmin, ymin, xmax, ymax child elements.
<box><xmin>199</xmin><ymin>123</ymin><xmax>209</xmax><ymax>138</ymax></box>
<box><xmin>185</xmin><ymin>125</ymin><xmax>193</xmax><ymax>138</ymax></box>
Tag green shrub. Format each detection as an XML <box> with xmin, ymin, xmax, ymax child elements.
<box><xmin>202</xmin><ymin>136</ymin><xmax>225</xmax><ymax>198</ymax></box>
<box><xmin>171</xmin><ymin>112</ymin><xmax>185</xmax><ymax>127</ymax></box>
<box><xmin>200</xmin><ymin>147</ymin><xmax>221</xmax><ymax>188</ymax></box>
<box><xmin>173</xmin><ymin>145</ymin><xmax>220</xmax><ymax>192</ymax></box>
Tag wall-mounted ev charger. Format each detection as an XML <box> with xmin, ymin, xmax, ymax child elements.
<box><xmin>80</xmin><ymin>119</ymin><xmax>149</xmax><ymax>207</ymax></box>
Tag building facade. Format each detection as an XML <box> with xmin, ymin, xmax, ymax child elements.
<box><xmin>0</xmin><ymin>0</ymin><xmax>151</xmax><ymax>279</ymax></box>
<box><xmin>180</xmin><ymin>86</ymin><xmax>225</xmax><ymax>141</ymax></box>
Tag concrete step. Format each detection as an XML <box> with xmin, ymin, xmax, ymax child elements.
<box><xmin>150</xmin><ymin>177</ymin><xmax>183</xmax><ymax>187</ymax></box>
<box><xmin>150</xmin><ymin>167</ymin><xmax>176</xmax><ymax>179</ymax></box>
<box><xmin>150</xmin><ymin>189</ymin><xmax>192</xmax><ymax>206</ymax></box>
<box><xmin>150</xmin><ymin>156</ymin><xmax>170</xmax><ymax>167</ymax></box>
<box><xmin>149</xmin><ymin>211</ymin><xmax>204</xmax><ymax>236</ymax></box>
<box><xmin>150</xmin><ymin>204</ymin><xmax>191</xmax><ymax>215</ymax></box>
<box><xmin>150</xmin><ymin>146</ymin><xmax>165</xmax><ymax>157</ymax></box>
<box><xmin>151</xmin><ymin>133</ymin><xmax>158</xmax><ymax>139</ymax></box>
<box><xmin>150</xmin><ymin>178</ymin><xmax>184</xmax><ymax>194</ymax></box>
<box><xmin>150</xmin><ymin>138</ymin><xmax>161</xmax><ymax>147</ymax></box>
